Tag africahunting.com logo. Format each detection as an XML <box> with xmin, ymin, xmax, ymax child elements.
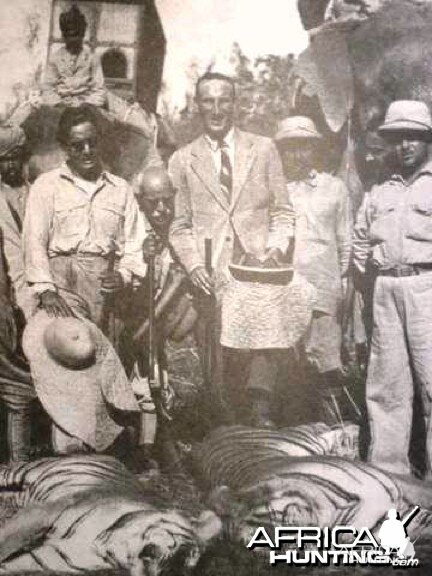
<box><xmin>247</xmin><ymin>506</ymin><xmax>420</xmax><ymax>568</ymax></box>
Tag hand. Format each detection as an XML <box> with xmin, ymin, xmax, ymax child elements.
<box><xmin>142</xmin><ymin>234</ymin><xmax>163</xmax><ymax>262</ymax></box>
<box><xmin>261</xmin><ymin>247</ymin><xmax>284</xmax><ymax>267</ymax></box>
<box><xmin>100</xmin><ymin>271</ymin><xmax>124</xmax><ymax>294</ymax></box>
<box><xmin>190</xmin><ymin>266</ymin><xmax>213</xmax><ymax>295</ymax></box>
<box><xmin>39</xmin><ymin>290</ymin><xmax>74</xmax><ymax>318</ymax></box>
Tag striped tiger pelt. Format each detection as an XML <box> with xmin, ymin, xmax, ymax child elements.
<box><xmin>194</xmin><ymin>424</ymin><xmax>432</xmax><ymax>546</ymax></box>
<box><xmin>0</xmin><ymin>455</ymin><xmax>220</xmax><ymax>575</ymax></box>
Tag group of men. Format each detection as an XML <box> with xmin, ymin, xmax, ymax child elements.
<box><xmin>0</xmin><ymin>3</ymin><xmax>431</xmax><ymax>481</ymax></box>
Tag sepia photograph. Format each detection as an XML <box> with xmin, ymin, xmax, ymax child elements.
<box><xmin>0</xmin><ymin>0</ymin><xmax>431</xmax><ymax>574</ymax></box>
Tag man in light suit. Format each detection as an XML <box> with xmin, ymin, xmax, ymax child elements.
<box><xmin>169</xmin><ymin>72</ymin><xmax>294</xmax><ymax>426</ymax></box>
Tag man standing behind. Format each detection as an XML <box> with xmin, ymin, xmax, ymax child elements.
<box><xmin>0</xmin><ymin>125</ymin><xmax>35</xmax><ymax>319</ymax></box>
<box><xmin>169</xmin><ymin>72</ymin><xmax>294</xmax><ymax>425</ymax></box>
<box><xmin>275</xmin><ymin>116</ymin><xmax>352</xmax><ymax>425</ymax></box>
<box><xmin>353</xmin><ymin>100</ymin><xmax>432</xmax><ymax>476</ymax></box>
<box><xmin>23</xmin><ymin>105</ymin><xmax>147</xmax><ymax>327</ymax></box>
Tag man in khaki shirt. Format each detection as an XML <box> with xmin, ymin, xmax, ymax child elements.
<box><xmin>275</xmin><ymin>116</ymin><xmax>352</xmax><ymax>424</ymax></box>
<box><xmin>353</xmin><ymin>100</ymin><xmax>432</xmax><ymax>476</ymax></box>
<box><xmin>23</xmin><ymin>106</ymin><xmax>147</xmax><ymax>326</ymax></box>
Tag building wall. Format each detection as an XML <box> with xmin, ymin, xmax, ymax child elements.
<box><xmin>0</xmin><ymin>0</ymin><xmax>52</xmax><ymax>120</ymax></box>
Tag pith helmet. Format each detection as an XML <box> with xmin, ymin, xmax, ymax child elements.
<box><xmin>274</xmin><ymin>116</ymin><xmax>322</xmax><ymax>142</ymax></box>
<box><xmin>378</xmin><ymin>100</ymin><xmax>432</xmax><ymax>134</ymax></box>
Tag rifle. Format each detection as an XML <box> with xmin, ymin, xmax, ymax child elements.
<box><xmin>100</xmin><ymin>243</ymin><xmax>117</xmax><ymax>342</ymax></box>
<box><xmin>146</xmin><ymin>236</ymin><xmax>181</xmax><ymax>470</ymax></box>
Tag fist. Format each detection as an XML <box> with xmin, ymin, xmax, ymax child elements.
<box><xmin>100</xmin><ymin>271</ymin><xmax>124</xmax><ymax>294</ymax></box>
<box><xmin>190</xmin><ymin>266</ymin><xmax>213</xmax><ymax>295</ymax></box>
<box><xmin>143</xmin><ymin>234</ymin><xmax>163</xmax><ymax>262</ymax></box>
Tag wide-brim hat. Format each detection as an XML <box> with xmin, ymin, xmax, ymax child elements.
<box><xmin>23</xmin><ymin>310</ymin><xmax>139</xmax><ymax>452</ymax></box>
<box><xmin>274</xmin><ymin>116</ymin><xmax>322</xmax><ymax>142</ymax></box>
<box><xmin>378</xmin><ymin>100</ymin><xmax>432</xmax><ymax>135</ymax></box>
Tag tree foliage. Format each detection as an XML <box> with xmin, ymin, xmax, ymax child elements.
<box><xmin>162</xmin><ymin>44</ymin><xmax>297</xmax><ymax>146</ymax></box>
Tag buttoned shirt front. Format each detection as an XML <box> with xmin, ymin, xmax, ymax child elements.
<box><xmin>43</xmin><ymin>45</ymin><xmax>106</xmax><ymax>107</ymax></box>
<box><xmin>353</xmin><ymin>161</ymin><xmax>432</xmax><ymax>273</ymax></box>
<box><xmin>287</xmin><ymin>170</ymin><xmax>351</xmax><ymax>314</ymax></box>
<box><xmin>204</xmin><ymin>128</ymin><xmax>235</xmax><ymax>173</ymax></box>
<box><xmin>23</xmin><ymin>164</ymin><xmax>147</xmax><ymax>292</ymax></box>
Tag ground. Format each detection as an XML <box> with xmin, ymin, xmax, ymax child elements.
<box><xmin>1</xmin><ymin>340</ymin><xmax>431</xmax><ymax>574</ymax></box>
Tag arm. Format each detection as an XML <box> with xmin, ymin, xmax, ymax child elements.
<box><xmin>352</xmin><ymin>192</ymin><xmax>372</xmax><ymax>275</ymax></box>
<box><xmin>22</xmin><ymin>175</ymin><xmax>56</xmax><ymax>291</ymax></box>
<box><xmin>117</xmin><ymin>184</ymin><xmax>148</xmax><ymax>283</ymax></box>
<box><xmin>265</xmin><ymin>140</ymin><xmax>295</xmax><ymax>254</ymax></box>
<box><xmin>168</xmin><ymin>150</ymin><xmax>203</xmax><ymax>274</ymax></box>
<box><xmin>84</xmin><ymin>53</ymin><xmax>107</xmax><ymax>108</ymax></box>
<box><xmin>42</xmin><ymin>58</ymin><xmax>62</xmax><ymax>107</ymax></box>
<box><xmin>335</xmin><ymin>179</ymin><xmax>352</xmax><ymax>277</ymax></box>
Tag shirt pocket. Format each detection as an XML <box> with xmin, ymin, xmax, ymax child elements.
<box><xmin>54</xmin><ymin>202</ymin><xmax>88</xmax><ymax>238</ymax></box>
<box><xmin>370</xmin><ymin>203</ymin><xmax>396</xmax><ymax>243</ymax></box>
<box><xmin>406</xmin><ymin>200</ymin><xmax>432</xmax><ymax>241</ymax></box>
<box><xmin>92</xmin><ymin>201</ymin><xmax>125</xmax><ymax>242</ymax></box>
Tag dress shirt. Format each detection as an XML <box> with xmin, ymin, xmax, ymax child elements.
<box><xmin>204</xmin><ymin>128</ymin><xmax>235</xmax><ymax>173</ymax></box>
<box><xmin>353</xmin><ymin>161</ymin><xmax>432</xmax><ymax>273</ymax></box>
<box><xmin>43</xmin><ymin>45</ymin><xmax>106</xmax><ymax>108</ymax></box>
<box><xmin>23</xmin><ymin>164</ymin><xmax>147</xmax><ymax>293</ymax></box>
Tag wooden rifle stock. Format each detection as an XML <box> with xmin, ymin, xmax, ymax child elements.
<box><xmin>101</xmin><ymin>244</ymin><xmax>117</xmax><ymax>341</ymax></box>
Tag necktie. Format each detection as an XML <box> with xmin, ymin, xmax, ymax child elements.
<box><xmin>218</xmin><ymin>140</ymin><xmax>232</xmax><ymax>202</ymax></box>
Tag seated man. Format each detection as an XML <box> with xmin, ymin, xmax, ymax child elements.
<box><xmin>43</xmin><ymin>4</ymin><xmax>106</xmax><ymax>108</ymax></box>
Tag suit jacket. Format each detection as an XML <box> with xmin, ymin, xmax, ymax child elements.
<box><xmin>168</xmin><ymin>129</ymin><xmax>294</xmax><ymax>290</ymax></box>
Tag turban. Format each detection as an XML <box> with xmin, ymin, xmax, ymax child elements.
<box><xmin>59</xmin><ymin>4</ymin><xmax>87</xmax><ymax>36</ymax></box>
<box><xmin>0</xmin><ymin>125</ymin><xmax>26</xmax><ymax>158</ymax></box>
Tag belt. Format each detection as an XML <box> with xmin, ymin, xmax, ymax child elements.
<box><xmin>378</xmin><ymin>264</ymin><xmax>432</xmax><ymax>277</ymax></box>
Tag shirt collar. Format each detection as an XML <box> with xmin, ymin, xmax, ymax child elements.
<box><xmin>59</xmin><ymin>162</ymin><xmax>114</xmax><ymax>186</ymax></box>
<box><xmin>389</xmin><ymin>160</ymin><xmax>432</xmax><ymax>184</ymax></box>
<box><xmin>205</xmin><ymin>127</ymin><xmax>235</xmax><ymax>152</ymax></box>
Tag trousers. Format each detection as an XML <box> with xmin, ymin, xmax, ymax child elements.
<box><xmin>367</xmin><ymin>272</ymin><xmax>432</xmax><ymax>475</ymax></box>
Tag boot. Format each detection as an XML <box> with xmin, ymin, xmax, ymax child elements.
<box><xmin>249</xmin><ymin>390</ymin><xmax>275</xmax><ymax>428</ymax></box>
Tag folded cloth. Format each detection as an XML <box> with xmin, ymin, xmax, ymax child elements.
<box><xmin>221</xmin><ymin>273</ymin><xmax>316</xmax><ymax>349</ymax></box>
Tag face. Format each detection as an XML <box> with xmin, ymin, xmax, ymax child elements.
<box><xmin>65</xmin><ymin>121</ymin><xmax>101</xmax><ymax>181</ymax></box>
<box><xmin>278</xmin><ymin>139</ymin><xmax>317</xmax><ymax>181</ymax></box>
<box><xmin>0</xmin><ymin>149</ymin><xmax>24</xmax><ymax>187</ymax></box>
<box><xmin>196</xmin><ymin>79</ymin><xmax>235</xmax><ymax>140</ymax></box>
<box><xmin>62</xmin><ymin>27</ymin><xmax>84</xmax><ymax>54</ymax></box>
<box><xmin>388</xmin><ymin>131</ymin><xmax>430</xmax><ymax>176</ymax></box>
<box><xmin>140</xmin><ymin>192</ymin><xmax>174</xmax><ymax>236</ymax></box>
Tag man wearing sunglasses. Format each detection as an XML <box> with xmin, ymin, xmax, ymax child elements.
<box><xmin>353</xmin><ymin>100</ymin><xmax>432</xmax><ymax>477</ymax></box>
<box><xmin>23</xmin><ymin>105</ymin><xmax>147</xmax><ymax>327</ymax></box>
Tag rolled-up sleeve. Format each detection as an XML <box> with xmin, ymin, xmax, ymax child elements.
<box><xmin>23</xmin><ymin>174</ymin><xmax>56</xmax><ymax>291</ymax></box>
<box><xmin>118</xmin><ymin>185</ymin><xmax>147</xmax><ymax>282</ymax></box>
<box><xmin>266</xmin><ymin>141</ymin><xmax>295</xmax><ymax>252</ymax></box>
<box><xmin>352</xmin><ymin>192</ymin><xmax>372</xmax><ymax>275</ymax></box>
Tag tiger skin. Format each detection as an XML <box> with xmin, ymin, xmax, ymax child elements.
<box><xmin>194</xmin><ymin>424</ymin><xmax>432</xmax><ymax>546</ymax></box>
<box><xmin>0</xmin><ymin>455</ymin><xmax>221</xmax><ymax>576</ymax></box>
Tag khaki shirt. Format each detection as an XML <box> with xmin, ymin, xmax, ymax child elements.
<box><xmin>43</xmin><ymin>45</ymin><xmax>106</xmax><ymax>108</ymax></box>
<box><xmin>23</xmin><ymin>164</ymin><xmax>147</xmax><ymax>293</ymax></box>
<box><xmin>287</xmin><ymin>171</ymin><xmax>351</xmax><ymax>314</ymax></box>
<box><xmin>353</xmin><ymin>162</ymin><xmax>432</xmax><ymax>273</ymax></box>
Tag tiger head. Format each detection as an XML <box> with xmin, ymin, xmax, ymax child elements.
<box><xmin>97</xmin><ymin>508</ymin><xmax>223</xmax><ymax>576</ymax></box>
